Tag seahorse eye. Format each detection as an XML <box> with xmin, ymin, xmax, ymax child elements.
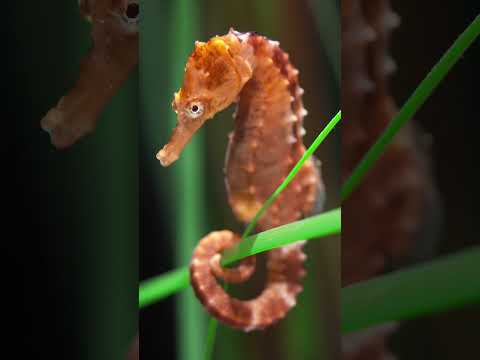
<box><xmin>119</xmin><ymin>1</ymin><xmax>139</xmax><ymax>33</ymax></box>
<box><xmin>187</xmin><ymin>102</ymin><xmax>204</xmax><ymax>118</ymax></box>
<box><xmin>125</xmin><ymin>3</ymin><xmax>139</xmax><ymax>19</ymax></box>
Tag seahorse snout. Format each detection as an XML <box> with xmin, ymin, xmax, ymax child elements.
<box><xmin>157</xmin><ymin>116</ymin><xmax>205</xmax><ymax>166</ymax></box>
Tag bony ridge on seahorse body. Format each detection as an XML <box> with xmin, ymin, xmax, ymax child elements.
<box><xmin>157</xmin><ymin>29</ymin><xmax>325</xmax><ymax>331</ymax></box>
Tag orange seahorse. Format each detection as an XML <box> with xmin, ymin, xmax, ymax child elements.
<box><xmin>342</xmin><ymin>0</ymin><xmax>433</xmax><ymax>359</ymax></box>
<box><xmin>41</xmin><ymin>0</ymin><xmax>139</xmax><ymax>149</ymax></box>
<box><xmin>157</xmin><ymin>29</ymin><xmax>325</xmax><ymax>331</ymax></box>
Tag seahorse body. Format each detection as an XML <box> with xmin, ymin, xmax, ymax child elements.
<box><xmin>342</xmin><ymin>1</ymin><xmax>433</xmax><ymax>359</ymax></box>
<box><xmin>158</xmin><ymin>29</ymin><xmax>324</xmax><ymax>331</ymax></box>
<box><xmin>342</xmin><ymin>0</ymin><xmax>431</xmax><ymax>285</ymax></box>
<box><xmin>41</xmin><ymin>0</ymin><xmax>139</xmax><ymax>149</ymax></box>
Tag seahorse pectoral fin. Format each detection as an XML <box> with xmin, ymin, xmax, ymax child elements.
<box><xmin>156</xmin><ymin>116</ymin><xmax>206</xmax><ymax>166</ymax></box>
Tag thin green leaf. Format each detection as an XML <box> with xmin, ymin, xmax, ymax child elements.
<box><xmin>223</xmin><ymin>208</ymin><xmax>341</xmax><ymax>265</ymax></box>
<box><xmin>341</xmin><ymin>14</ymin><xmax>480</xmax><ymax>200</ymax></box>
<box><xmin>139</xmin><ymin>268</ymin><xmax>189</xmax><ymax>309</ymax></box>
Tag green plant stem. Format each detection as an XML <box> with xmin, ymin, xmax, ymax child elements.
<box><xmin>341</xmin><ymin>14</ymin><xmax>480</xmax><ymax>200</ymax></box>
<box><xmin>242</xmin><ymin>110</ymin><xmax>342</xmax><ymax>239</ymax></box>
<box><xmin>308</xmin><ymin>0</ymin><xmax>340</xmax><ymax>84</ymax></box>
<box><xmin>204</xmin><ymin>314</ymin><xmax>220</xmax><ymax>360</ymax></box>
<box><xmin>139</xmin><ymin>268</ymin><xmax>189</xmax><ymax>309</ymax></box>
<box><xmin>168</xmin><ymin>1</ymin><xmax>205</xmax><ymax>359</ymax></box>
<box><xmin>341</xmin><ymin>246</ymin><xmax>480</xmax><ymax>334</ymax></box>
<box><xmin>139</xmin><ymin>208</ymin><xmax>341</xmax><ymax>309</ymax></box>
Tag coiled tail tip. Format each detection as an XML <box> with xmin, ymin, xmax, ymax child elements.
<box><xmin>189</xmin><ymin>231</ymin><xmax>307</xmax><ymax>331</ymax></box>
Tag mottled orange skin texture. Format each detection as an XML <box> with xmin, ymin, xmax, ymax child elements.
<box><xmin>41</xmin><ymin>0</ymin><xmax>139</xmax><ymax>149</ymax></box>
<box><xmin>342</xmin><ymin>1</ymin><xmax>432</xmax><ymax>359</ymax></box>
<box><xmin>159</xmin><ymin>30</ymin><xmax>324</xmax><ymax>331</ymax></box>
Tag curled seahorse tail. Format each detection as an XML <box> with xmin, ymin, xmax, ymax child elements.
<box><xmin>190</xmin><ymin>231</ymin><xmax>306</xmax><ymax>331</ymax></box>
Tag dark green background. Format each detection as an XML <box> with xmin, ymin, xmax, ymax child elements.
<box><xmin>6</xmin><ymin>1</ymin><xmax>137</xmax><ymax>358</ymax></box>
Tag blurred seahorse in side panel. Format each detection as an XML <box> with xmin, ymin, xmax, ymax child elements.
<box><xmin>342</xmin><ymin>0</ymin><xmax>434</xmax><ymax>285</ymax></box>
<box><xmin>41</xmin><ymin>0</ymin><xmax>139</xmax><ymax>148</ymax></box>
<box><xmin>342</xmin><ymin>0</ymin><xmax>435</xmax><ymax>359</ymax></box>
<box><xmin>158</xmin><ymin>29</ymin><xmax>325</xmax><ymax>331</ymax></box>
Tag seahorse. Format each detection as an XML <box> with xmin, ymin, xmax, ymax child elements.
<box><xmin>342</xmin><ymin>0</ymin><xmax>432</xmax><ymax>285</ymax></box>
<box><xmin>41</xmin><ymin>0</ymin><xmax>139</xmax><ymax>149</ymax></box>
<box><xmin>342</xmin><ymin>0</ymin><xmax>433</xmax><ymax>359</ymax></box>
<box><xmin>157</xmin><ymin>29</ymin><xmax>325</xmax><ymax>331</ymax></box>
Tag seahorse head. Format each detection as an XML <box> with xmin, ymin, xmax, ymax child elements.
<box><xmin>79</xmin><ymin>0</ymin><xmax>140</xmax><ymax>33</ymax></box>
<box><xmin>157</xmin><ymin>31</ymin><xmax>254</xmax><ymax>166</ymax></box>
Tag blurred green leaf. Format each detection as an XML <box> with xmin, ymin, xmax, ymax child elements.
<box><xmin>342</xmin><ymin>247</ymin><xmax>480</xmax><ymax>333</ymax></box>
